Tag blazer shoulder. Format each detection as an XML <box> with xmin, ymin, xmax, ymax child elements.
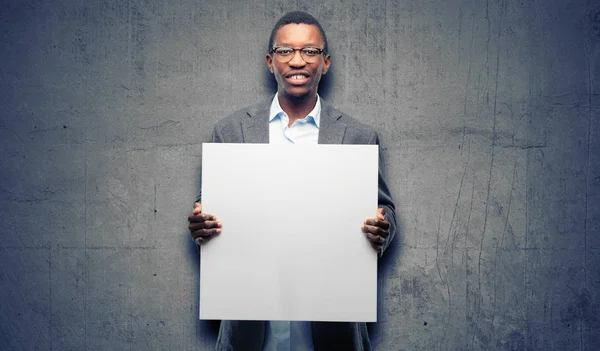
<box><xmin>214</xmin><ymin>100</ymin><xmax>262</xmax><ymax>127</ymax></box>
<box><xmin>212</xmin><ymin>99</ymin><xmax>270</xmax><ymax>139</ymax></box>
<box><xmin>325</xmin><ymin>103</ymin><xmax>379</xmax><ymax>144</ymax></box>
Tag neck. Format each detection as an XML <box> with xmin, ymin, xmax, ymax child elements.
<box><xmin>277</xmin><ymin>91</ymin><xmax>317</xmax><ymax>123</ymax></box>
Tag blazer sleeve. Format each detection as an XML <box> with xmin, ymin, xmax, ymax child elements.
<box><xmin>369</xmin><ymin>131</ymin><xmax>397</xmax><ymax>256</ymax></box>
<box><xmin>195</xmin><ymin>124</ymin><xmax>226</xmax><ymax>203</ymax></box>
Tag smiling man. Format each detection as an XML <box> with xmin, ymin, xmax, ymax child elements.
<box><xmin>188</xmin><ymin>11</ymin><xmax>397</xmax><ymax>351</ymax></box>
<box><xmin>266</xmin><ymin>21</ymin><xmax>330</xmax><ymax>123</ymax></box>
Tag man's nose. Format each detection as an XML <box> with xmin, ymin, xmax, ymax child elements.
<box><xmin>288</xmin><ymin>50</ymin><xmax>306</xmax><ymax>67</ymax></box>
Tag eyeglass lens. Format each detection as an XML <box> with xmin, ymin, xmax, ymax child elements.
<box><xmin>274</xmin><ymin>48</ymin><xmax>321</xmax><ymax>63</ymax></box>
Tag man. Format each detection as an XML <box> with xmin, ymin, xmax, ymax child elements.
<box><xmin>188</xmin><ymin>11</ymin><xmax>397</xmax><ymax>351</ymax></box>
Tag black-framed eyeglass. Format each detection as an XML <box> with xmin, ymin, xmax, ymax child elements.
<box><xmin>271</xmin><ymin>47</ymin><xmax>325</xmax><ymax>63</ymax></box>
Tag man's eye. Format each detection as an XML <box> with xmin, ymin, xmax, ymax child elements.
<box><xmin>276</xmin><ymin>48</ymin><xmax>293</xmax><ymax>55</ymax></box>
<box><xmin>302</xmin><ymin>48</ymin><xmax>319</xmax><ymax>55</ymax></box>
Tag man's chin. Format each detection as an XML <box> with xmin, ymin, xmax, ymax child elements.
<box><xmin>281</xmin><ymin>88</ymin><xmax>313</xmax><ymax>101</ymax></box>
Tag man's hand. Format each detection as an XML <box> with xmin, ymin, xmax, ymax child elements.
<box><xmin>188</xmin><ymin>203</ymin><xmax>222</xmax><ymax>245</ymax></box>
<box><xmin>361</xmin><ymin>208</ymin><xmax>390</xmax><ymax>254</ymax></box>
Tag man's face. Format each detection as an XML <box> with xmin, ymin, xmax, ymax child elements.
<box><xmin>266</xmin><ymin>23</ymin><xmax>331</xmax><ymax>100</ymax></box>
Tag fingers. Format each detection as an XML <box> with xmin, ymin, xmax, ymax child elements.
<box><xmin>188</xmin><ymin>218</ymin><xmax>222</xmax><ymax>233</ymax></box>
<box><xmin>188</xmin><ymin>213</ymin><xmax>215</xmax><ymax>223</ymax></box>
<box><xmin>188</xmin><ymin>203</ymin><xmax>221</xmax><ymax>245</ymax></box>
<box><xmin>363</xmin><ymin>231</ymin><xmax>386</xmax><ymax>243</ymax></box>
<box><xmin>194</xmin><ymin>233</ymin><xmax>220</xmax><ymax>245</ymax></box>
<box><xmin>369</xmin><ymin>241</ymin><xmax>383</xmax><ymax>253</ymax></box>
<box><xmin>364</xmin><ymin>218</ymin><xmax>390</xmax><ymax>231</ymax></box>
<box><xmin>362</xmin><ymin>220</ymin><xmax>390</xmax><ymax>239</ymax></box>
<box><xmin>362</xmin><ymin>213</ymin><xmax>390</xmax><ymax>255</ymax></box>
<box><xmin>190</xmin><ymin>221</ymin><xmax>222</xmax><ymax>244</ymax></box>
<box><xmin>363</xmin><ymin>234</ymin><xmax>383</xmax><ymax>253</ymax></box>
<box><xmin>191</xmin><ymin>227</ymin><xmax>222</xmax><ymax>240</ymax></box>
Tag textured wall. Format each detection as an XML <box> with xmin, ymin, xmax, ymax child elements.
<box><xmin>1</xmin><ymin>0</ymin><xmax>598</xmax><ymax>350</ymax></box>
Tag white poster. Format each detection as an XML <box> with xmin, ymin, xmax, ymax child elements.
<box><xmin>200</xmin><ymin>143</ymin><xmax>378</xmax><ymax>322</ymax></box>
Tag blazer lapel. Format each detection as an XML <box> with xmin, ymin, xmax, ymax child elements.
<box><xmin>318</xmin><ymin>100</ymin><xmax>347</xmax><ymax>144</ymax></box>
<box><xmin>240</xmin><ymin>97</ymin><xmax>347</xmax><ymax>144</ymax></box>
<box><xmin>241</xmin><ymin>100</ymin><xmax>270</xmax><ymax>143</ymax></box>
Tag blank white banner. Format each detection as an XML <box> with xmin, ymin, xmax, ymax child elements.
<box><xmin>200</xmin><ymin>143</ymin><xmax>378</xmax><ymax>322</ymax></box>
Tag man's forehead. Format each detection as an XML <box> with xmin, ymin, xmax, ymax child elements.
<box><xmin>273</xmin><ymin>23</ymin><xmax>324</xmax><ymax>45</ymax></box>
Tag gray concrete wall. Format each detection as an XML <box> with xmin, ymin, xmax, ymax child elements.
<box><xmin>1</xmin><ymin>0</ymin><xmax>598</xmax><ymax>350</ymax></box>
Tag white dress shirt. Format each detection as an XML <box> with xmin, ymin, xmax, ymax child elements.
<box><xmin>262</xmin><ymin>94</ymin><xmax>321</xmax><ymax>351</ymax></box>
<box><xmin>268</xmin><ymin>94</ymin><xmax>320</xmax><ymax>145</ymax></box>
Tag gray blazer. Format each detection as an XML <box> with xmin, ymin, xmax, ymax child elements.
<box><xmin>201</xmin><ymin>98</ymin><xmax>397</xmax><ymax>351</ymax></box>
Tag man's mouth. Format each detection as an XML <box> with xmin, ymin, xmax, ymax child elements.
<box><xmin>285</xmin><ymin>73</ymin><xmax>309</xmax><ymax>85</ymax></box>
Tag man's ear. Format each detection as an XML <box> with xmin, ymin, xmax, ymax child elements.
<box><xmin>266</xmin><ymin>54</ymin><xmax>274</xmax><ymax>73</ymax></box>
<box><xmin>322</xmin><ymin>54</ymin><xmax>331</xmax><ymax>75</ymax></box>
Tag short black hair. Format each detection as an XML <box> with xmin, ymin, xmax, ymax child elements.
<box><xmin>268</xmin><ymin>11</ymin><xmax>328</xmax><ymax>55</ymax></box>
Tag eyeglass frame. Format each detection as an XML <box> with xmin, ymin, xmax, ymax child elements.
<box><xmin>270</xmin><ymin>46</ymin><xmax>326</xmax><ymax>63</ymax></box>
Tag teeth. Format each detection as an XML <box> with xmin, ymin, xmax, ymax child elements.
<box><xmin>290</xmin><ymin>75</ymin><xmax>306</xmax><ymax>80</ymax></box>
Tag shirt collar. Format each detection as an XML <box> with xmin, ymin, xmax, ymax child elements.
<box><xmin>269</xmin><ymin>94</ymin><xmax>321</xmax><ymax>128</ymax></box>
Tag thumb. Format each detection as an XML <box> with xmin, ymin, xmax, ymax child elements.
<box><xmin>193</xmin><ymin>202</ymin><xmax>202</xmax><ymax>214</ymax></box>
<box><xmin>377</xmin><ymin>207</ymin><xmax>385</xmax><ymax>220</ymax></box>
